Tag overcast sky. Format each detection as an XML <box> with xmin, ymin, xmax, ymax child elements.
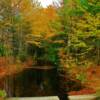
<box><xmin>37</xmin><ymin>0</ymin><xmax>60</xmax><ymax>8</ymax></box>
<box><xmin>38</xmin><ymin>0</ymin><xmax>53</xmax><ymax>7</ymax></box>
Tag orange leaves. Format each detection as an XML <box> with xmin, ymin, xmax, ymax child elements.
<box><xmin>43</xmin><ymin>6</ymin><xmax>58</xmax><ymax>21</ymax></box>
<box><xmin>19</xmin><ymin>0</ymin><xmax>33</xmax><ymax>15</ymax></box>
<box><xmin>0</xmin><ymin>68</ymin><xmax>6</xmax><ymax>78</ymax></box>
<box><xmin>0</xmin><ymin>57</ymin><xmax>8</xmax><ymax>78</ymax></box>
<box><xmin>31</xmin><ymin>7</ymin><xmax>56</xmax><ymax>36</ymax></box>
<box><xmin>0</xmin><ymin>57</ymin><xmax>27</xmax><ymax>78</ymax></box>
<box><xmin>24</xmin><ymin>4</ymin><xmax>59</xmax><ymax>46</ymax></box>
<box><xmin>12</xmin><ymin>0</ymin><xmax>59</xmax><ymax>47</ymax></box>
<box><xmin>0</xmin><ymin>57</ymin><xmax>9</xmax><ymax>67</ymax></box>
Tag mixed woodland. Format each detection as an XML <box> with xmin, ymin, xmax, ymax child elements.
<box><xmin>0</xmin><ymin>0</ymin><xmax>100</xmax><ymax>97</ymax></box>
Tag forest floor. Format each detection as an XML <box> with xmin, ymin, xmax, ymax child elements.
<box><xmin>86</xmin><ymin>66</ymin><xmax>100</xmax><ymax>92</ymax></box>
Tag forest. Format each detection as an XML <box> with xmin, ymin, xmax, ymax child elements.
<box><xmin>0</xmin><ymin>0</ymin><xmax>100</xmax><ymax>99</ymax></box>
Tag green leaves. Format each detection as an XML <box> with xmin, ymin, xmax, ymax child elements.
<box><xmin>79</xmin><ymin>0</ymin><xmax>89</xmax><ymax>8</ymax></box>
<box><xmin>0</xmin><ymin>90</ymin><xmax>6</xmax><ymax>97</ymax></box>
<box><xmin>0</xmin><ymin>43</ymin><xmax>5</xmax><ymax>56</ymax></box>
<box><xmin>94</xmin><ymin>38</ymin><xmax>100</xmax><ymax>48</ymax></box>
<box><xmin>78</xmin><ymin>0</ymin><xmax>100</xmax><ymax>15</ymax></box>
<box><xmin>63</xmin><ymin>0</ymin><xmax>69</xmax><ymax>5</ymax></box>
<box><xmin>57</xmin><ymin>0</ymin><xmax>100</xmax><ymax>66</ymax></box>
<box><xmin>76</xmin><ymin>72</ymin><xmax>87</xmax><ymax>83</ymax></box>
<box><xmin>0</xmin><ymin>43</ymin><xmax>11</xmax><ymax>56</ymax></box>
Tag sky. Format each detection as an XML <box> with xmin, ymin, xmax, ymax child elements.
<box><xmin>38</xmin><ymin>0</ymin><xmax>53</xmax><ymax>7</ymax></box>
<box><xmin>37</xmin><ymin>0</ymin><xmax>60</xmax><ymax>8</ymax></box>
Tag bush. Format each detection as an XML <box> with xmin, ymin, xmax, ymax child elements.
<box><xmin>0</xmin><ymin>90</ymin><xmax>6</xmax><ymax>97</ymax></box>
<box><xmin>0</xmin><ymin>44</ymin><xmax>6</xmax><ymax>56</ymax></box>
<box><xmin>0</xmin><ymin>43</ymin><xmax>11</xmax><ymax>57</ymax></box>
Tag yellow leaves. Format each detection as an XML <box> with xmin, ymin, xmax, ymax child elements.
<box><xmin>15</xmin><ymin>1</ymin><xmax>59</xmax><ymax>45</ymax></box>
<box><xmin>43</xmin><ymin>6</ymin><xmax>58</xmax><ymax>20</ymax></box>
<box><xmin>26</xmin><ymin>34</ymin><xmax>41</xmax><ymax>44</ymax></box>
<box><xmin>27</xmin><ymin>41</ymin><xmax>41</xmax><ymax>47</ymax></box>
<box><xmin>72</xmin><ymin>12</ymin><xmax>100</xmax><ymax>38</ymax></box>
<box><xmin>28</xmin><ymin>6</ymin><xmax>58</xmax><ymax>40</ymax></box>
<box><xmin>53</xmin><ymin>40</ymin><xmax>65</xmax><ymax>44</ymax></box>
<box><xmin>44</xmin><ymin>33</ymin><xmax>56</xmax><ymax>38</ymax></box>
<box><xmin>19</xmin><ymin>0</ymin><xmax>33</xmax><ymax>14</ymax></box>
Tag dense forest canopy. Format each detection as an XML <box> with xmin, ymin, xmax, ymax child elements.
<box><xmin>0</xmin><ymin>0</ymin><xmax>100</xmax><ymax>66</ymax></box>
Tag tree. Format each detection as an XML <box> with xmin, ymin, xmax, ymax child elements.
<box><xmin>55</xmin><ymin>0</ymin><xmax>100</xmax><ymax>67</ymax></box>
<box><xmin>0</xmin><ymin>0</ymin><xmax>33</xmax><ymax>61</ymax></box>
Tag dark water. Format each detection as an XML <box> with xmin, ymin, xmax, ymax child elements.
<box><xmin>5</xmin><ymin>67</ymin><xmax>69</xmax><ymax>100</ymax></box>
<box><xmin>6</xmin><ymin>67</ymin><xmax>58</xmax><ymax>97</ymax></box>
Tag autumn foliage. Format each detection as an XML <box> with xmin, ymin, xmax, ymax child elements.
<box><xmin>0</xmin><ymin>0</ymin><xmax>100</xmax><ymax>96</ymax></box>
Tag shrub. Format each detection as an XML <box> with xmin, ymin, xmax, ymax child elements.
<box><xmin>0</xmin><ymin>90</ymin><xmax>6</xmax><ymax>97</ymax></box>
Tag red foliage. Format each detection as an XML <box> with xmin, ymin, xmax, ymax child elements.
<box><xmin>0</xmin><ymin>57</ymin><xmax>9</xmax><ymax>67</ymax></box>
<box><xmin>0</xmin><ymin>57</ymin><xmax>24</xmax><ymax>78</ymax></box>
<box><xmin>0</xmin><ymin>57</ymin><xmax>34</xmax><ymax>79</ymax></box>
<box><xmin>85</xmin><ymin>67</ymin><xmax>100</xmax><ymax>91</ymax></box>
<box><xmin>0</xmin><ymin>68</ymin><xmax>7</xmax><ymax>78</ymax></box>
